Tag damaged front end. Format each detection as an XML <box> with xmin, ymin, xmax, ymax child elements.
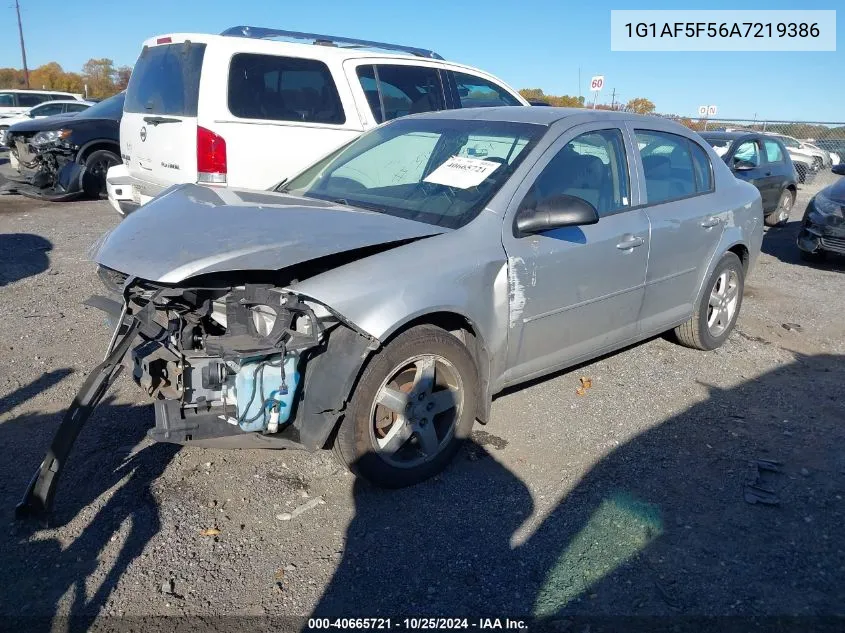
<box><xmin>797</xmin><ymin>193</ymin><xmax>845</xmax><ymax>256</ymax></box>
<box><xmin>9</xmin><ymin>131</ymin><xmax>96</xmax><ymax>202</ymax></box>
<box><xmin>17</xmin><ymin>270</ymin><xmax>375</xmax><ymax>522</ymax></box>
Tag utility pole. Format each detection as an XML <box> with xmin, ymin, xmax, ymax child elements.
<box><xmin>15</xmin><ymin>0</ymin><xmax>30</xmax><ymax>89</ymax></box>
<box><xmin>610</xmin><ymin>88</ymin><xmax>616</xmax><ymax>110</ymax></box>
<box><xmin>578</xmin><ymin>67</ymin><xmax>581</xmax><ymax>102</ymax></box>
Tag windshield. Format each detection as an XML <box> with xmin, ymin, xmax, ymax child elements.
<box><xmin>702</xmin><ymin>137</ymin><xmax>732</xmax><ymax>157</ymax></box>
<box><xmin>77</xmin><ymin>93</ymin><xmax>125</xmax><ymax>120</ymax></box>
<box><xmin>283</xmin><ymin>118</ymin><xmax>545</xmax><ymax>229</ymax></box>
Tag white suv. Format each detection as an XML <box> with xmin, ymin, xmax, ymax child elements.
<box><xmin>0</xmin><ymin>90</ymin><xmax>85</xmax><ymax>120</ymax></box>
<box><xmin>105</xmin><ymin>26</ymin><xmax>528</xmax><ymax>215</ymax></box>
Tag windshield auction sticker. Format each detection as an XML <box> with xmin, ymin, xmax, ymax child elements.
<box><xmin>611</xmin><ymin>10</ymin><xmax>836</xmax><ymax>51</ymax></box>
<box><xmin>423</xmin><ymin>156</ymin><xmax>501</xmax><ymax>189</ymax></box>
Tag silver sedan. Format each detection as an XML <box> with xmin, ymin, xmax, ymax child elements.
<box><xmin>86</xmin><ymin>107</ymin><xmax>763</xmax><ymax>489</ymax></box>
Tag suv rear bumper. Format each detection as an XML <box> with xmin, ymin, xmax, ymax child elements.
<box><xmin>106</xmin><ymin>164</ymin><xmax>165</xmax><ymax>215</ymax></box>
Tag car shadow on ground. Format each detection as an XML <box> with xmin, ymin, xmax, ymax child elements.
<box><xmin>0</xmin><ymin>372</ymin><xmax>178</xmax><ymax>626</ymax></box>
<box><xmin>315</xmin><ymin>352</ymin><xmax>845</xmax><ymax>624</ymax></box>
<box><xmin>0</xmin><ymin>233</ymin><xmax>53</xmax><ymax>286</ymax></box>
<box><xmin>761</xmin><ymin>222</ymin><xmax>845</xmax><ymax>273</ymax></box>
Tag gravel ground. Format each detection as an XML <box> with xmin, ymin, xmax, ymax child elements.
<box><xmin>1</xmin><ymin>153</ymin><xmax>844</xmax><ymax>626</ymax></box>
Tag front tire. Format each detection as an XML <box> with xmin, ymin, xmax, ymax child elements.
<box><xmin>764</xmin><ymin>189</ymin><xmax>794</xmax><ymax>227</ymax></box>
<box><xmin>80</xmin><ymin>149</ymin><xmax>120</xmax><ymax>199</ymax></box>
<box><xmin>674</xmin><ymin>252</ymin><xmax>744</xmax><ymax>351</ymax></box>
<box><xmin>333</xmin><ymin>325</ymin><xmax>480</xmax><ymax>488</ymax></box>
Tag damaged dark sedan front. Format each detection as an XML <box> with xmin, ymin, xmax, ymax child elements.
<box><xmin>797</xmin><ymin>164</ymin><xmax>845</xmax><ymax>262</ymax></box>
<box><xmin>5</xmin><ymin>92</ymin><xmax>123</xmax><ymax>201</ymax></box>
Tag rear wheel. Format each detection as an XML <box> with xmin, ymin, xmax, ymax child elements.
<box><xmin>333</xmin><ymin>325</ymin><xmax>479</xmax><ymax>488</ymax></box>
<box><xmin>764</xmin><ymin>188</ymin><xmax>794</xmax><ymax>227</ymax></box>
<box><xmin>80</xmin><ymin>149</ymin><xmax>120</xmax><ymax>199</ymax></box>
<box><xmin>674</xmin><ymin>252</ymin><xmax>744</xmax><ymax>351</ymax></box>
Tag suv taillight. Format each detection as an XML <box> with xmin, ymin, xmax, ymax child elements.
<box><xmin>197</xmin><ymin>126</ymin><xmax>227</xmax><ymax>184</ymax></box>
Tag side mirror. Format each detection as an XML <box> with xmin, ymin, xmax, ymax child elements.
<box><xmin>832</xmin><ymin>164</ymin><xmax>845</xmax><ymax>176</ymax></box>
<box><xmin>733</xmin><ymin>159</ymin><xmax>756</xmax><ymax>171</ymax></box>
<box><xmin>516</xmin><ymin>195</ymin><xmax>599</xmax><ymax>235</ymax></box>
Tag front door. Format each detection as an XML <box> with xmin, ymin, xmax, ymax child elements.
<box><xmin>501</xmin><ymin>123</ymin><xmax>650</xmax><ymax>385</ymax></box>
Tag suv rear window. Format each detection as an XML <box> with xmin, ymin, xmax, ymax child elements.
<box><xmin>125</xmin><ymin>42</ymin><xmax>206</xmax><ymax>116</ymax></box>
<box><xmin>228</xmin><ymin>53</ymin><xmax>345</xmax><ymax>124</ymax></box>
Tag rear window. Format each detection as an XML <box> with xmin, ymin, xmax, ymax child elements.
<box><xmin>228</xmin><ymin>53</ymin><xmax>345</xmax><ymax>124</ymax></box>
<box><xmin>77</xmin><ymin>92</ymin><xmax>125</xmax><ymax>120</ymax></box>
<box><xmin>125</xmin><ymin>42</ymin><xmax>206</xmax><ymax>116</ymax></box>
<box><xmin>0</xmin><ymin>93</ymin><xmax>13</xmax><ymax>107</ymax></box>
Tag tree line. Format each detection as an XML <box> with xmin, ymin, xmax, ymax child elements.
<box><xmin>519</xmin><ymin>88</ymin><xmax>656</xmax><ymax>114</ymax></box>
<box><xmin>0</xmin><ymin>60</ymin><xmax>131</xmax><ymax>99</ymax></box>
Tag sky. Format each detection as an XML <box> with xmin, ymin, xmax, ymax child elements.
<box><xmin>3</xmin><ymin>0</ymin><xmax>842</xmax><ymax>121</ymax></box>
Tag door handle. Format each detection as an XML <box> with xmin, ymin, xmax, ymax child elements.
<box><xmin>616</xmin><ymin>236</ymin><xmax>645</xmax><ymax>250</ymax></box>
<box><xmin>765</xmin><ymin>171</ymin><xmax>772</xmax><ymax>176</ymax></box>
<box><xmin>701</xmin><ymin>216</ymin><xmax>721</xmax><ymax>229</ymax></box>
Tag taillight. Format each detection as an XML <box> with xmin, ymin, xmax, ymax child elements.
<box><xmin>197</xmin><ymin>126</ymin><xmax>227</xmax><ymax>185</ymax></box>
<box><xmin>156</xmin><ymin>37</ymin><xmax>172</xmax><ymax>44</ymax></box>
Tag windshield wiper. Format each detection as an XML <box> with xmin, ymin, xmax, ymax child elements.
<box><xmin>143</xmin><ymin>116</ymin><xmax>181</xmax><ymax>126</ymax></box>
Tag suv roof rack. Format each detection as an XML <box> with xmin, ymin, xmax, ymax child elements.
<box><xmin>220</xmin><ymin>26</ymin><xmax>443</xmax><ymax>60</ymax></box>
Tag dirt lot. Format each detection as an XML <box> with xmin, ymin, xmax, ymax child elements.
<box><xmin>1</xmin><ymin>152</ymin><xmax>844</xmax><ymax>627</ymax></box>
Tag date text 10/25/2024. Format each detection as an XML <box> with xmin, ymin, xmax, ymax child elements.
<box><xmin>307</xmin><ymin>618</ymin><xmax>528</xmax><ymax>630</ymax></box>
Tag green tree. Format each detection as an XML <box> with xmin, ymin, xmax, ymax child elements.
<box><xmin>625</xmin><ymin>97</ymin><xmax>656</xmax><ymax>115</ymax></box>
<box><xmin>81</xmin><ymin>58</ymin><xmax>118</xmax><ymax>98</ymax></box>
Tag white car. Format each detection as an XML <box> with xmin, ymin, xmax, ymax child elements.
<box><xmin>0</xmin><ymin>89</ymin><xmax>84</xmax><ymax>119</ymax></box>
<box><xmin>106</xmin><ymin>26</ymin><xmax>528</xmax><ymax>215</ymax></box>
<box><xmin>0</xmin><ymin>100</ymin><xmax>93</xmax><ymax>146</ymax></box>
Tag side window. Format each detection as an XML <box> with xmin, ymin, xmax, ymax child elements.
<box><xmin>228</xmin><ymin>54</ymin><xmax>345</xmax><ymax>124</ymax></box>
<box><xmin>635</xmin><ymin>130</ymin><xmax>697</xmax><ymax>203</ymax></box>
<box><xmin>763</xmin><ymin>140</ymin><xmax>784</xmax><ymax>164</ymax></box>
<box><xmin>33</xmin><ymin>103</ymin><xmax>64</xmax><ymax>116</ymax></box>
<box><xmin>18</xmin><ymin>93</ymin><xmax>47</xmax><ymax>107</ymax></box>
<box><xmin>65</xmin><ymin>103</ymin><xmax>89</xmax><ymax>113</ymax></box>
<box><xmin>733</xmin><ymin>140</ymin><xmax>761</xmax><ymax>167</ymax></box>
<box><xmin>521</xmin><ymin>129</ymin><xmax>630</xmax><ymax>216</ymax></box>
<box><xmin>452</xmin><ymin>71</ymin><xmax>520</xmax><ymax>108</ymax></box>
<box><xmin>689</xmin><ymin>142</ymin><xmax>713</xmax><ymax>192</ymax></box>
<box><xmin>356</xmin><ymin>65</ymin><xmax>445</xmax><ymax>124</ymax></box>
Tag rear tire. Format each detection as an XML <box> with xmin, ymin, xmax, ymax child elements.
<box><xmin>764</xmin><ymin>189</ymin><xmax>794</xmax><ymax>227</ymax></box>
<box><xmin>333</xmin><ymin>325</ymin><xmax>479</xmax><ymax>488</ymax></box>
<box><xmin>674</xmin><ymin>252</ymin><xmax>744</xmax><ymax>351</ymax></box>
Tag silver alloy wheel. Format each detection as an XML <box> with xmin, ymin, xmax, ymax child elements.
<box><xmin>369</xmin><ymin>354</ymin><xmax>463</xmax><ymax>469</ymax></box>
<box><xmin>707</xmin><ymin>270</ymin><xmax>740</xmax><ymax>337</ymax></box>
<box><xmin>777</xmin><ymin>191</ymin><xmax>793</xmax><ymax>223</ymax></box>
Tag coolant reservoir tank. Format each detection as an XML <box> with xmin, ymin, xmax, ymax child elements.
<box><xmin>234</xmin><ymin>353</ymin><xmax>300</xmax><ymax>433</ymax></box>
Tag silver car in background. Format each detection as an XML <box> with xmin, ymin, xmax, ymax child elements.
<box><xmin>89</xmin><ymin>107</ymin><xmax>763</xmax><ymax>488</ymax></box>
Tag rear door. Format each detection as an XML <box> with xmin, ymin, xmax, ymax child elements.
<box><xmin>343</xmin><ymin>59</ymin><xmax>450</xmax><ymax>127</ymax></box>
<box><xmin>122</xmin><ymin>39</ymin><xmax>206</xmax><ymax>190</ymax></box>
<box><xmin>729</xmin><ymin>138</ymin><xmax>778</xmax><ymax>212</ymax></box>
<box><xmin>633</xmin><ymin>128</ymin><xmax>725</xmax><ymax>332</ymax></box>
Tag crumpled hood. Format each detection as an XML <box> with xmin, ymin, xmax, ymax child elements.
<box><xmin>820</xmin><ymin>177</ymin><xmax>845</xmax><ymax>205</ymax></box>
<box><xmin>94</xmin><ymin>184</ymin><xmax>447</xmax><ymax>284</ymax></box>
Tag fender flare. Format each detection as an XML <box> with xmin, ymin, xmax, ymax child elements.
<box><xmin>75</xmin><ymin>139</ymin><xmax>120</xmax><ymax>163</ymax></box>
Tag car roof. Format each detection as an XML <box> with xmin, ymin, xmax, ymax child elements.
<box><xmin>0</xmin><ymin>89</ymin><xmax>78</xmax><ymax>95</ymax></box>
<box><xmin>401</xmin><ymin>106</ymin><xmax>668</xmax><ymax>126</ymax></box>
<box><xmin>32</xmin><ymin>100</ymin><xmax>93</xmax><ymax>106</ymax></box>
<box><xmin>700</xmin><ymin>131</ymin><xmax>757</xmax><ymax>141</ymax></box>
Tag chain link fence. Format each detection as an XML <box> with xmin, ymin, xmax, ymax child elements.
<box><xmin>663</xmin><ymin>116</ymin><xmax>845</xmax><ymax>192</ymax></box>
